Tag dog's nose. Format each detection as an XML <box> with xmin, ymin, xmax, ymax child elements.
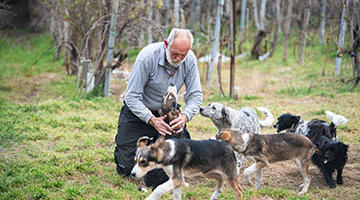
<box><xmin>200</xmin><ymin>108</ymin><xmax>203</xmax><ymax>112</ymax></box>
<box><xmin>131</xmin><ymin>172</ymin><xmax>136</xmax><ymax>177</ymax></box>
<box><xmin>273</xmin><ymin>123</ymin><xmax>277</xmax><ymax>128</ymax></box>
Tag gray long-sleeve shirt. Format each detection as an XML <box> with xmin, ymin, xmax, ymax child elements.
<box><xmin>124</xmin><ymin>42</ymin><xmax>203</xmax><ymax>124</ymax></box>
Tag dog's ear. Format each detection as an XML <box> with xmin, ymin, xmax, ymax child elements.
<box><xmin>221</xmin><ymin>107</ymin><xmax>231</xmax><ymax>126</ymax></box>
<box><xmin>151</xmin><ymin>136</ymin><xmax>166</xmax><ymax>150</ymax></box>
<box><xmin>294</xmin><ymin>116</ymin><xmax>301</xmax><ymax>122</ymax></box>
<box><xmin>216</xmin><ymin>130</ymin><xmax>232</xmax><ymax>142</ymax></box>
<box><xmin>341</xmin><ymin>143</ymin><xmax>349</xmax><ymax>152</ymax></box>
<box><xmin>137</xmin><ymin>136</ymin><xmax>150</xmax><ymax>147</ymax></box>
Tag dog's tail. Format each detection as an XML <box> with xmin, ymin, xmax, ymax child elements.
<box><xmin>325</xmin><ymin>110</ymin><xmax>348</xmax><ymax>128</ymax></box>
<box><xmin>256</xmin><ymin>107</ymin><xmax>274</xmax><ymax>128</ymax></box>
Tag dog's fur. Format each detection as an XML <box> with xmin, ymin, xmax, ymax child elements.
<box><xmin>131</xmin><ymin>136</ymin><xmax>242</xmax><ymax>200</ymax></box>
<box><xmin>199</xmin><ymin>103</ymin><xmax>274</xmax><ymax>174</ymax></box>
<box><xmin>273</xmin><ymin>111</ymin><xmax>347</xmax><ymax>141</ymax></box>
<box><xmin>200</xmin><ymin>102</ymin><xmax>274</xmax><ymax>134</ymax></box>
<box><xmin>159</xmin><ymin>84</ymin><xmax>178</xmax><ymax>123</ymax></box>
<box><xmin>216</xmin><ymin>128</ymin><xmax>317</xmax><ymax>195</ymax></box>
<box><xmin>309</xmin><ymin>127</ymin><xmax>349</xmax><ymax>188</ymax></box>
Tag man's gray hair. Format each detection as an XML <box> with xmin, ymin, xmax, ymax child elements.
<box><xmin>167</xmin><ymin>28</ymin><xmax>193</xmax><ymax>48</ymax></box>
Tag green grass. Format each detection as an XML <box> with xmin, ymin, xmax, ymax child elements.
<box><xmin>1</xmin><ymin>30</ymin><xmax>360</xmax><ymax>200</ymax></box>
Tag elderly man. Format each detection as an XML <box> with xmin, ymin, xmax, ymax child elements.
<box><xmin>114</xmin><ymin>28</ymin><xmax>203</xmax><ymax>188</ymax></box>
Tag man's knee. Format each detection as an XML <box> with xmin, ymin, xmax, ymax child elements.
<box><xmin>114</xmin><ymin>146</ymin><xmax>134</xmax><ymax>176</ymax></box>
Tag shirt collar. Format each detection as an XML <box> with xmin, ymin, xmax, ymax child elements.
<box><xmin>158</xmin><ymin>44</ymin><xmax>166</xmax><ymax>67</ymax></box>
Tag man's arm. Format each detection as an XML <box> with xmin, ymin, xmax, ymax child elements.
<box><xmin>125</xmin><ymin>59</ymin><xmax>173</xmax><ymax>135</ymax></box>
<box><xmin>181</xmin><ymin>54</ymin><xmax>203</xmax><ymax>121</ymax></box>
<box><xmin>170</xmin><ymin>54</ymin><xmax>203</xmax><ymax>133</ymax></box>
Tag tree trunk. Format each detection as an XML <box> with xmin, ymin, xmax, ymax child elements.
<box><xmin>104</xmin><ymin>0</ymin><xmax>119</xmax><ymax>97</ymax></box>
<box><xmin>147</xmin><ymin>1</ymin><xmax>153</xmax><ymax>44</ymax></box>
<box><xmin>252</xmin><ymin>0</ymin><xmax>260</xmax><ymax>30</ymax></box>
<box><xmin>350</xmin><ymin>14</ymin><xmax>360</xmax><ymax>86</ymax></box>
<box><xmin>335</xmin><ymin>0</ymin><xmax>349</xmax><ymax>76</ymax></box>
<box><xmin>174</xmin><ymin>0</ymin><xmax>180</xmax><ymax>27</ymax></box>
<box><xmin>259</xmin><ymin>0</ymin><xmax>267</xmax><ymax>30</ymax></box>
<box><xmin>282</xmin><ymin>0</ymin><xmax>293</xmax><ymax>61</ymax></box>
<box><xmin>138</xmin><ymin>0</ymin><xmax>145</xmax><ymax>47</ymax></box>
<box><xmin>206</xmin><ymin>0</ymin><xmax>225</xmax><ymax>89</ymax></box>
<box><xmin>63</xmin><ymin>7</ymin><xmax>73</xmax><ymax>74</ymax></box>
<box><xmin>238</xmin><ymin>0</ymin><xmax>247</xmax><ymax>53</ymax></box>
<box><xmin>239</xmin><ymin>0</ymin><xmax>247</xmax><ymax>40</ymax></box>
<box><xmin>320</xmin><ymin>0</ymin><xmax>327</xmax><ymax>44</ymax></box>
<box><xmin>189</xmin><ymin>0</ymin><xmax>197</xmax><ymax>30</ymax></box>
<box><xmin>269</xmin><ymin>0</ymin><xmax>280</xmax><ymax>58</ymax></box>
<box><xmin>230</xmin><ymin>0</ymin><xmax>236</xmax><ymax>98</ymax></box>
<box><xmin>276</xmin><ymin>0</ymin><xmax>282</xmax><ymax>34</ymax></box>
<box><xmin>298</xmin><ymin>0</ymin><xmax>312</xmax><ymax>64</ymax></box>
<box><xmin>164</xmin><ymin>0</ymin><xmax>169</xmax><ymax>37</ymax></box>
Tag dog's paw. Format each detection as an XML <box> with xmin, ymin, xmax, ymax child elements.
<box><xmin>336</xmin><ymin>178</ymin><xmax>344</xmax><ymax>185</ymax></box>
<box><xmin>244</xmin><ymin>177</ymin><xmax>253</xmax><ymax>186</ymax></box>
<box><xmin>329</xmin><ymin>183</ymin><xmax>336</xmax><ymax>188</ymax></box>
<box><xmin>138</xmin><ymin>186</ymin><xmax>149</xmax><ymax>193</ymax></box>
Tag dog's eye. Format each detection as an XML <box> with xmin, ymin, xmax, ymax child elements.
<box><xmin>212</xmin><ymin>106</ymin><xmax>216</xmax><ymax>110</ymax></box>
<box><xmin>140</xmin><ymin>160</ymin><xmax>146</xmax><ymax>165</ymax></box>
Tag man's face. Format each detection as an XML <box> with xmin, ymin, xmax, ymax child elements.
<box><xmin>166</xmin><ymin>46</ymin><xmax>188</xmax><ymax>67</ymax></box>
<box><xmin>165</xmin><ymin>37</ymin><xmax>190</xmax><ymax>67</ymax></box>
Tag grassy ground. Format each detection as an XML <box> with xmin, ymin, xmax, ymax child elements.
<box><xmin>1</xmin><ymin>32</ymin><xmax>359</xmax><ymax>200</ymax></box>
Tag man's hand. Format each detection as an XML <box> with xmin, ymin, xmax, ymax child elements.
<box><xmin>149</xmin><ymin>116</ymin><xmax>173</xmax><ymax>136</ymax></box>
<box><xmin>169</xmin><ymin>111</ymin><xmax>188</xmax><ymax>134</ymax></box>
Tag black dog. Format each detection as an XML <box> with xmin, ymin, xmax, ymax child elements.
<box><xmin>311</xmin><ymin>134</ymin><xmax>348</xmax><ymax>188</ymax></box>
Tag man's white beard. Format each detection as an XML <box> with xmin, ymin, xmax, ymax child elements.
<box><xmin>165</xmin><ymin>47</ymin><xmax>185</xmax><ymax>67</ymax></box>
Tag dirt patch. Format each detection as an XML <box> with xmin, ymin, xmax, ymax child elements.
<box><xmin>4</xmin><ymin>72</ymin><xmax>60</xmax><ymax>102</ymax></box>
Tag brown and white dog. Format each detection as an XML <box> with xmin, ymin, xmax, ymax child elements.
<box><xmin>159</xmin><ymin>84</ymin><xmax>178</xmax><ymax>123</ymax></box>
<box><xmin>216</xmin><ymin>128</ymin><xmax>318</xmax><ymax>195</ymax></box>
<box><xmin>131</xmin><ymin>136</ymin><xmax>242</xmax><ymax>200</ymax></box>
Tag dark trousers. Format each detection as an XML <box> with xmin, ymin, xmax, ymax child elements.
<box><xmin>114</xmin><ymin>102</ymin><xmax>190</xmax><ymax>188</ymax></box>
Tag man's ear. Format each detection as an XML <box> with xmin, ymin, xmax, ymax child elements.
<box><xmin>152</xmin><ymin>136</ymin><xmax>166</xmax><ymax>150</ymax></box>
<box><xmin>216</xmin><ymin>130</ymin><xmax>232</xmax><ymax>142</ymax></box>
<box><xmin>164</xmin><ymin>39</ymin><xmax>168</xmax><ymax>48</ymax></box>
<box><xmin>137</xmin><ymin>136</ymin><xmax>149</xmax><ymax>147</ymax></box>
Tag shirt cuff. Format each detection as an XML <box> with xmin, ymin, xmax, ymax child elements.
<box><xmin>145</xmin><ymin>113</ymin><xmax>155</xmax><ymax>124</ymax></box>
<box><xmin>181</xmin><ymin>111</ymin><xmax>191</xmax><ymax>122</ymax></box>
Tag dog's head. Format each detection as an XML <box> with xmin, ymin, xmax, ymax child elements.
<box><xmin>199</xmin><ymin>102</ymin><xmax>231</xmax><ymax>128</ymax></box>
<box><xmin>307</xmin><ymin>119</ymin><xmax>338</xmax><ymax>142</ymax></box>
<box><xmin>131</xmin><ymin>136</ymin><xmax>167</xmax><ymax>179</ymax></box>
<box><xmin>322</xmin><ymin>141</ymin><xmax>349</xmax><ymax>164</ymax></box>
<box><xmin>159</xmin><ymin>84</ymin><xmax>178</xmax><ymax>122</ymax></box>
<box><xmin>273</xmin><ymin>113</ymin><xmax>300</xmax><ymax>132</ymax></box>
<box><xmin>216</xmin><ymin>128</ymin><xmax>248</xmax><ymax>153</ymax></box>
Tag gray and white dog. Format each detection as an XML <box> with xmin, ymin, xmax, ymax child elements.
<box><xmin>199</xmin><ymin>102</ymin><xmax>274</xmax><ymax>134</ymax></box>
<box><xmin>199</xmin><ymin>102</ymin><xmax>274</xmax><ymax>172</ymax></box>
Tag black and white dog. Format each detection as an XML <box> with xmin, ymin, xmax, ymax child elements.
<box><xmin>131</xmin><ymin>136</ymin><xmax>242</xmax><ymax>200</ymax></box>
<box><xmin>306</xmin><ymin>120</ymin><xmax>349</xmax><ymax>188</ymax></box>
<box><xmin>273</xmin><ymin>110</ymin><xmax>347</xmax><ymax>141</ymax></box>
